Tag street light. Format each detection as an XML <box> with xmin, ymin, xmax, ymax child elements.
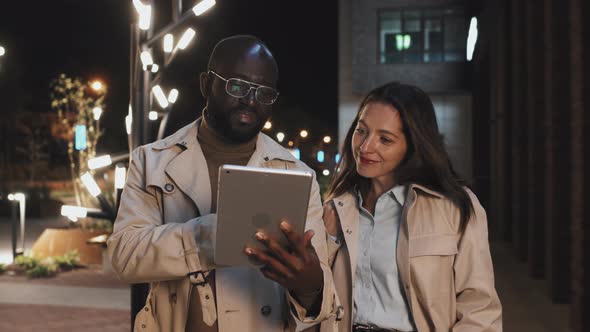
<box><xmin>88</xmin><ymin>155</ymin><xmax>112</xmax><ymax>170</ymax></box>
<box><xmin>140</xmin><ymin>51</ymin><xmax>154</xmax><ymax>68</ymax></box>
<box><xmin>300</xmin><ymin>130</ymin><xmax>309</xmax><ymax>138</ymax></box>
<box><xmin>192</xmin><ymin>0</ymin><xmax>216</xmax><ymax>16</ymax></box>
<box><xmin>133</xmin><ymin>0</ymin><xmax>152</xmax><ymax>31</ymax></box>
<box><xmin>467</xmin><ymin>17</ymin><xmax>479</xmax><ymax>61</ymax></box>
<box><xmin>114</xmin><ymin>164</ymin><xmax>127</xmax><ymax>213</ymax></box>
<box><xmin>91</xmin><ymin>80</ymin><xmax>104</xmax><ymax>92</ymax></box>
<box><xmin>168</xmin><ymin>89</ymin><xmax>179</xmax><ymax>103</ymax></box>
<box><xmin>8</xmin><ymin>192</ymin><xmax>26</xmax><ymax>261</ymax></box>
<box><xmin>323</xmin><ymin>136</ymin><xmax>331</xmax><ymax>143</ymax></box>
<box><xmin>60</xmin><ymin>205</ymin><xmax>111</xmax><ymax>222</ymax></box>
<box><xmin>317</xmin><ymin>150</ymin><xmax>325</xmax><ymax>163</ymax></box>
<box><xmin>115</xmin><ymin>164</ymin><xmax>127</xmax><ymax>190</ymax></box>
<box><xmin>88</xmin><ymin>153</ymin><xmax>129</xmax><ymax>170</ymax></box>
<box><xmin>148</xmin><ymin>111</ymin><xmax>159</xmax><ymax>120</ymax></box>
<box><xmin>93</xmin><ymin>107</ymin><xmax>103</xmax><ymax>121</ymax></box>
<box><xmin>264</xmin><ymin>121</ymin><xmax>272</xmax><ymax>130</ymax></box>
<box><xmin>177</xmin><ymin>28</ymin><xmax>196</xmax><ymax>50</ymax></box>
<box><xmin>61</xmin><ymin>205</ymin><xmax>87</xmax><ymax>222</ymax></box>
<box><xmin>152</xmin><ymin>85</ymin><xmax>169</xmax><ymax>108</ymax></box>
<box><xmin>163</xmin><ymin>34</ymin><xmax>174</xmax><ymax>53</ymax></box>
<box><xmin>81</xmin><ymin>172</ymin><xmax>101</xmax><ymax>197</ymax></box>
<box><xmin>126</xmin><ymin>105</ymin><xmax>132</xmax><ymax>135</ymax></box>
<box><xmin>128</xmin><ymin>1</ymin><xmax>216</xmax><ymax>326</ymax></box>
<box><xmin>276</xmin><ymin>132</ymin><xmax>285</xmax><ymax>142</ymax></box>
<box><xmin>0</xmin><ymin>46</ymin><xmax>5</xmax><ymax>57</ymax></box>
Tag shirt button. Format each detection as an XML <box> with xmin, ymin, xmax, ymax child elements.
<box><xmin>205</xmin><ymin>294</ymin><xmax>210</xmax><ymax>300</ymax></box>
<box><xmin>164</xmin><ymin>183</ymin><xmax>174</xmax><ymax>192</ymax></box>
<box><xmin>261</xmin><ymin>305</ymin><xmax>272</xmax><ymax>316</ymax></box>
<box><xmin>141</xmin><ymin>324</ymin><xmax>146</xmax><ymax>328</ymax></box>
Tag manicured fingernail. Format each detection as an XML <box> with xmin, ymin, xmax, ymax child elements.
<box><xmin>280</xmin><ymin>221</ymin><xmax>291</xmax><ymax>230</ymax></box>
<box><xmin>256</xmin><ymin>232</ymin><xmax>265</xmax><ymax>240</ymax></box>
<box><xmin>245</xmin><ymin>248</ymin><xmax>253</xmax><ymax>255</ymax></box>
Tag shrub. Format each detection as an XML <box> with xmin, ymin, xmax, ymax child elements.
<box><xmin>12</xmin><ymin>250</ymin><xmax>81</xmax><ymax>278</ymax></box>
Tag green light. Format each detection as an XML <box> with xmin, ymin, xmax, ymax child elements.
<box><xmin>403</xmin><ymin>35</ymin><xmax>411</xmax><ymax>49</ymax></box>
<box><xmin>396</xmin><ymin>35</ymin><xmax>404</xmax><ymax>51</ymax></box>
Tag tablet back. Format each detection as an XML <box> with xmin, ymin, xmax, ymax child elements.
<box><xmin>214</xmin><ymin>164</ymin><xmax>313</xmax><ymax>267</ymax></box>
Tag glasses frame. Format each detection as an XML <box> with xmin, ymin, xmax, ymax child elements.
<box><xmin>209</xmin><ymin>70</ymin><xmax>279</xmax><ymax>105</ymax></box>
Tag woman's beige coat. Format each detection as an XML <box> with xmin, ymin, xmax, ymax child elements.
<box><xmin>318</xmin><ymin>184</ymin><xmax>502</xmax><ymax>332</ymax></box>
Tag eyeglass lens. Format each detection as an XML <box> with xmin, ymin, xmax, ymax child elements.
<box><xmin>226</xmin><ymin>79</ymin><xmax>277</xmax><ymax>105</ymax></box>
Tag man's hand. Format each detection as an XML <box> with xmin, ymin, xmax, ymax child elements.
<box><xmin>244</xmin><ymin>221</ymin><xmax>323</xmax><ymax>295</ymax></box>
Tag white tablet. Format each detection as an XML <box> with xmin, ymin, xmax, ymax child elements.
<box><xmin>214</xmin><ymin>164</ymin><xmax>313</xmax><ymax>267</ymax></box>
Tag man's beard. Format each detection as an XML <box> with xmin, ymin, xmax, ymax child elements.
<box><xmin>204</xmin><ymin>106</ymin><xmax>266</xmax><ymax>143</ymax></box>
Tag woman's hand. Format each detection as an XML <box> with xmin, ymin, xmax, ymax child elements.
<box><xmin>244</xmin><ymin>221</ymin><xmax>323</xmax><ymax>295</ymax></box>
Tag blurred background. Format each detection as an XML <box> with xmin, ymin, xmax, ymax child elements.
<box><xmin>0</xmin><ymin>0</ymin><xmax>588</xmax><ymax>331</ymax></box>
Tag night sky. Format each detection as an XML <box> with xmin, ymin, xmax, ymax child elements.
<box><xmin>0</xmin><ymin>0</ymin><xmax>338</xmax><ymax>154</ymax></box>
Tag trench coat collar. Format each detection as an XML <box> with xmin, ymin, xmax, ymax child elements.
<box><xmin>157</xmin><ymin>118</ymin><xmax>297</xmax><ymax>215</ymax></box>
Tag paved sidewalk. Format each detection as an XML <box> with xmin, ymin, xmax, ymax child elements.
<box><xmin>0</xmin><ymin>261</ymin><xmax>131</xmax><ymax>331</ymax></box>
<box><xmin>0</xmin><ymin>304</ymin><xmax>129</xmax><ymax>332</ymax></box>
<box><xmin>0</xmin><ymin>283</ymin><xmax>129</xmax><ymax>309</ymax></box>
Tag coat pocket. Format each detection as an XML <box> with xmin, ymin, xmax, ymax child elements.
<box><xmin>408</xmin><ymin>234</ymin><xmax>458</xmax><ymax>305</ymax></box>
<box><xmin>408</xmin><ymin>234</ymin><xmax>458</xmax><ymax>257</ymax></box>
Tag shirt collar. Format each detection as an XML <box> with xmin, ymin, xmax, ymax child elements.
<box><xmin>355</xmin><ymin>184</ymin><xmax>407</xmax><ymax>207</ymax></box>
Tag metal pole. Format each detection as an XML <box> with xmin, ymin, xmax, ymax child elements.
<box><xmin>19</xmin><ymin>198</ymin><xmax>25</xmax><ymax>254</ymax></box>
<box><xmin>172</xmin><ymin>0</ymin><xmax>182</xmax><ymax>22</ymax></box>
<box><xmin>11</xmin><ymin>201</ymin><xmax>17</xmax><ymax>260</ymax></box>
<box><xmin>130</xmin><ymin>1</ymin><xmax>155</xmax><ymax>326</ymax></box>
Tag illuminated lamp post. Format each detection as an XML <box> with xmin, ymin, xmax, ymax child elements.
<box><xmin>7</xmin><ymin>193</ymin><xmax>26</xmax><ymax>261</ymax></box>
<box><xmin>127</xmin><ymin>1</ymin><xmax>216</xmax><ymax>327</ymax></box>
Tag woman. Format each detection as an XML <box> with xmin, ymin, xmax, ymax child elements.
<box><xmin>320</xmin><ymin>82</ymin><xmax>502</xmax><ymax>332</ymax></box>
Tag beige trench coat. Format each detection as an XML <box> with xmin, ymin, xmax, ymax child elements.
<box><xmin>317</xmin><ymin>185</ymin><xmax>502</xmax><ymax>332</ymax></box>
<box><xmin>107</xmin><ymin>120</ymin><xmax>340</xmax><ymax>332</ymax></box>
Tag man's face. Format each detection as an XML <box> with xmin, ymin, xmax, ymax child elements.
<box><xmin>204</xmin><ymin>54</ymin><xmax>278</xmax><ymax>143</ymax></box>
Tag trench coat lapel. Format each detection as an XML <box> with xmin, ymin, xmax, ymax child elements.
<box><xmin>333</xmin><ymin>192</ymin><xmax>360</xmax><ymax>284</ymax></box>
<box><xmin>164</xmin><ymin>125</ymin><xmax>212</xmax><ymax>216</ymax></box>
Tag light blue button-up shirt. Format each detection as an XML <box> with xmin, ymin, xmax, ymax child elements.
<box><xmin>353</xmin><ymin>185</ymin><xmax>415</xmax><ymax>331</ymax></box>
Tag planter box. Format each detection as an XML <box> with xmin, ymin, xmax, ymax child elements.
<box><xmin>31</xmin><ymin>228</ymin><xmax>108</xmax><ymax>265</ymax></box>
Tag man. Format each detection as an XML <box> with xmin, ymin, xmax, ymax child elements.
<box><xmin>107</xmin><ymin>35</ymin><xmax>340</xmax><ymax>331</ymax></box>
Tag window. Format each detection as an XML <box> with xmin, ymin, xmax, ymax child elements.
<box><xmin>379</xmin><ymin>8</ymin><xmax>467</xmax><ymax>64</ymax></box>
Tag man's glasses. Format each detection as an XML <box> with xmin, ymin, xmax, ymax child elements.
<box><xmin>209</xmin><ymin>70</ymin><xmax>279</xmax><ymax>105</ymax></box>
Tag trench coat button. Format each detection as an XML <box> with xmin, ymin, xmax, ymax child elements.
<box><xmin>144</xmin><ymin>307</ymin><xmax>149</xmax><ymax>312</ymax></box>
<box><xmin>346</xmin><ymin>229</ymin><xmax>352</xmax><ymax>234</ymax></box>
<box><xmin>164</xmin><ymin>183</ymin><xmax>174</xmax><ymax>192</ymax></box>
<box><xmin>261</xmin><ymin>305</ymin><xmax>272</xmax><ymax>316</ymax></box>
<box><xmin>141</xmin><ymin>324</ymin><xmax>146</xmax><ymax>328</ymax></box>
<box><xmin>338</xmin><ymin>201</ymin><xmax>343</xmax><ymax>207</ymax></box>
<box><xmin>205</xmin><ymin>294</ymin><xmax>210</xmax><ymax>300</ymax></box>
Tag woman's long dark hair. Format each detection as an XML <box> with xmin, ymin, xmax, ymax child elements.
<box><xmin>326</xmin><ymin>82</ymin><xmax>474</xmax><ymax>233</ymax></box>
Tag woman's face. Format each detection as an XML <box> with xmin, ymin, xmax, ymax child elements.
<box><xmin>351</xmin><ymin>102</ymin><xmax>408</xmax><ymax>185</ymax></box>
